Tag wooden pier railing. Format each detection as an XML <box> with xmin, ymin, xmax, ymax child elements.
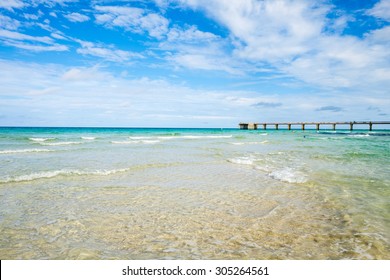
<box><xmin>239</xmin><ymin>121</ymin><xmax>390</xmax><ymax>131</ymax></box>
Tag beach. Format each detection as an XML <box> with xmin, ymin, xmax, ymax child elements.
<box><xmin>0</xmin><ymin>127</ymin><xmax>389</xmax><ymax>259</ymax></box>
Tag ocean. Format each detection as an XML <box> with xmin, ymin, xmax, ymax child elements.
<box><xmin>0</xmin><ymin>127</ymin><xmax>389</xmax><ymax>259</ymax></box>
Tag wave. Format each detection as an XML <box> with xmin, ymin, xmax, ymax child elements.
<box><xmin>81</xmin><ymin>136</ymin><xmax>96</xmax><ymax>140</ymax></box>
<box><xmin>227</xmin><ymin>156</ymin><xmax>255</xmax><ymax>165</ymax></box>
<box><xmin>111</xmin><ymin>140</ymin><xmax>160</xmax><ymax>144</ymax></box>
<box><xmin>317</xmin><ymin>131</ymin><xmax>390</xmax><ymax>137</ymax></box>
<box><xmin>0</xmin><ymin>168</ymin><xmax>131</xmax><ymax>183</ymax></box>
<box><xmin>348</xmin><ymin>134</ymin><xmax>370</xmax><ymax>138</ymax></box>
<box><xmin>29</xmin><ymin>137</ymin><xmax>55</xmax><ymax>142</ymax></box>
<box><xmin>180</xmin><ymin>135</ymin><xmax>233</xmax><ymax>139</ymax></box>
<box><xmin>230</xmin><ymin>141</ymin><xmax>268</xmax><ymax>145</ymax></box>
<box><xmin>269</xmin><ymin>168</ymin><xmax>307</xmax><ymax>183</ymax></box>
<box><xmin>228</xmin><ymin>157</ymin><xmax>307</xmax><ymax>183</ymax></box>
<box><xmin>368</xmin><ymin>132</ymin><xmax>390</xmax><ymax>137</ymax></box>
<box><xmin>129</xmin><ymin>135</ymin><xmax>233</xmax><ymax>141</ymax></box>
<box><xmin>0</xmin><ymin>148</ymin><xmax>52</xmax><ymax>154</ymax></box>
<box><xmin>39</xmin><ymin>141</ymin><xmax>83</xmax><ymax>146</ymax></box>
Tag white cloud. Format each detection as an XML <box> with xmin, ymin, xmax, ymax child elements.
<box><xmin>139</xmin><ymin>13</ymin><xmax>169</xmax><ymax>39</ymax></box>
<box><xmin>51</xmin><ymin>32</ymin><xmax>68</xmax><ymax>40</ymax></box>
<box><xmin>367</xmin><ymin>0</ymin><xmax>390</xmax><ymax>21</ymax></box>
<box><xmin>174</xmin><ymin>0</ymin><xmax>390</xmax><ymax>90</ymax></box>
<box><xmin>182</xmin><ymin>0</ymin><xmax>325</xmax><ymax>62</ymax></box>
<box><xmin>0</xmin><ymin>28</ymin><xmax>68</xmax><ymax>51</ymax></box>
<box><xmin>64</xmin><ymin>12</ymin><xmax>90</xmax><ymax>23</ymax></box>
<box><xmin>167</xmin><ymin>25</ymin><xmax>219</xmax><ymax>42</ymax></box>
<box><xmin>161</xmin><ymin>25</ymin><xmax>240</xmax><ymax>73</ymax></box>
<box><xmin>28</xmin><ymin>87</ymin><xmax>61</xmax><ymax>95</ymax></box>
<box><xmin>0</xmin><ymin>59</ymin><xmax>388</xmax><ymax>127</ymax></box>
<box><xmin>3</xmin><ymin>42</ymin><xmax>68</xmax><ymax>51</ymax></box>
<box><xmin>0</xmin><ymin>15</ymin><xmax>20</xmax><ymax>30</ymax></box>
<box><xmin>76</xmin><ymin>40</ymin><xmax>141</xmax><ymax>62</ymax></box>
<box><xmin>94</xmin><ymin>5</ymin><xmax>169</xmax><ymax>39</ymax></box>
<box><xmin>24</xmin><ymin>10</ymin><xmax>44</xmax><ymax>20</ymax></box>
<box><xmin>62</xmin><ymin>66</ymin><xmax>112</xmax><ymax>81</ymax></box>
<box><xmin>0</xmin><ymin>28</ymin><xmax>54</xmax><ymax>44</ymax></box>
<box><xmin>170</xmin><ymin>53</ymin><xmax>241</xmax><ymax>74</ymax></box>
<box><xmin>0</xmin><ymin>0</ymin><xmax>25</xmax><ymax>11</ymax></box>
<box><xmin>29</xmin><ymin>0</ymin><xmax>79</xmax><ymax>8</ymax></box>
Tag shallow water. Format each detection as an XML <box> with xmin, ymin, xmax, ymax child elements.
<box><xmin>0</xmin><ymin>127</ymin><xmax>389</xmax><ymax>259</ymax></box>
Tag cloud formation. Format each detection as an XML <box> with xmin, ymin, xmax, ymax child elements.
<box><xmin>75</xmin><ymin>40</ymin><xmax>141</xmax><ymax>62</ymax></box>
<box><xmin>316</xmin><ymin>106</ymin><xmax>344</xmax><ymax>112</ymax></box>
<box><xmin>94</xmin><ymin>5</ymin><xmax>169</xmax><ymax>39</ymax></box>
<box><xmin>0</xmin><ymin>0</ymin><xmax>389</xmax><ymax>126</ymax></box>
<box><xmin>64</xmin><ymin>12</ymin><xmax>90</xmax><ymax>23</ymax></box>
<box><xmin>252</xmin><ymin>102</ymin><xmax>283</xmax><ymax>108</ymax></box>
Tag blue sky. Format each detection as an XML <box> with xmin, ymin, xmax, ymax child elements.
<box><xmin>0</xmin><ymin>0</ymin><xmax>389</xmax><ymax>128</ymax></box>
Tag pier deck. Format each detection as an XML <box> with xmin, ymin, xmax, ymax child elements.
<box><xmin>239</xmin><ymin>121</ymin><xmax>390</xmax><ymax>131</ymax></box>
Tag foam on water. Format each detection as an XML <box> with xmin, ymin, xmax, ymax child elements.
<box><xmin>230</xmin><ymin>141</ymin><xmax>268</xmax><ymax>145</ymax></box>
<box><xmin>39</xmin><ymin>141</ymin><xmax>83</xmax><ymax>146</ymax></box>
<box><xmin>228</xmin><ymin>155</ymin><xmax>308</xmax><ymax>184</ymax></box>
<box><xmin>0</xmin><ymin>148</ymin><xmax>52</xmax><ymax>154</ymax></box>
<box><xmin>111</xmin><ymin>140</ymin><xmax>160</xmax><ymax>144</ymax></box>
<box><xmin>181</xmin><ymin>135</ymin><xmax>233</xmax><ymax>139</ymax></box>
<box><xmin>227</xmin><ymin>156</ymin><xmax>255</xmax><ymax>165</ymax></box>
<box><xmin>269</xmin><ymin>168</ymin><xmax>308</xmax><ymax>183</ymax></box>
<box><xmin>29</xmin><ymin>137</ymin><xmax>55</xmax><ymax>142</ymax></box>
<box><xmin>81</xmin><ymin>136</ymin><xmax>96</xmax><ymax>140</ymax></box>
<box><xmin>0</xmin><ymin>168</ymin><xmax>132</xmax><ymax>183</ymax></box>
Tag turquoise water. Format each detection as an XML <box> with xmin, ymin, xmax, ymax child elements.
<box><xmin>0</xmin><ymin>127</ymin><xmax>389</xmax><ymax>259</ymax></box>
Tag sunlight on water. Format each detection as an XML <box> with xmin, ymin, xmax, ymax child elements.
<box><xmin>0</xmin><ymin>127</ymin><xmax>389</xmax><ymax>259</ymax></box>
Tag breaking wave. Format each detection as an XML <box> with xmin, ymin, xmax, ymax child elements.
<box><xmin>0</xmin><ymin>168</ymin><xmax>131</xmax><ymax>183</ymax></box>
<box><xmin>111</xmin><ymin>140</ymin><xmax>160</xmax><ymax>144</ymax></box>
<box><xmin>39</xmin><ymin>141</ymin><xmax>83</xmax><ymax>146</ymax></box>
<box><xmin>228</xmin><ymin>157</ymin><xmax>308</xmax><ymax>183</ymax></box>
<box><xmin>29</xmin><ymin>137</ymin><xmax>55</xmax><ymax>142</ymax></box>
<box><xmin>0</xmin><ymin>148</ymin><xmax>52</xmax><ymax>154</ymax></box>
<box><xmin>129</xmin><ymin>135</ymin><xmax>233</xmax><ymax>141</ymax></box>
<box><xmin>227</xmin><ymin>156</ymin><xmax>255</xmax><ymax>165</ymax></box>
<box><xmin>269</xmin><ymin>168</ymin><xmax>308</xmax><ymax>183</ymax></box>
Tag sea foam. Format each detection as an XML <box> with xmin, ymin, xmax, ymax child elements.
<box><xmin>130</xmin><ymin>135</ymin><xmax>233</xmax><ymax>141</ymax></box>
<box><xmin>29</xmin><ymin>137</ymin><xmax>55</xmax><ymax>142</ymax></box>
<box><xmin>227</xmin><ymin>156</ymin><xmax>255</xmax><ymax>165</ymax></box>
<box><xmin>111</xmin><ymin>140</ymin><xmax>160</xmax><ymax>144</ymax></box>
<box><xmin>269</xmin><ymin>168</ymin><xmax>307</xmax><ymax>183</ymax></box>
<box><xmin>39</xmin><ymin>141</ymin><xmax>82</xmax><ymax>146</ymax></box>
<box><xmin>0</xmin><ymin>168</ymin><xmax>131</xmax><ymax>183</ymax></box>
<box><xmin>0</xmin><ymin>148</ymin><xmax>52</xmax><ymax>154</ymax></box>
<box><xmin>230</xmin><ymin>141</ymin><xmax>268</xmax><ymax>145</ymax></box>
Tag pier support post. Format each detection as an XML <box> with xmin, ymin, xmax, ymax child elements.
<box><xmin>332</xmin><ymin>123</ymin><xmax>336</xmax><ymax>130</ymax></box>
<box><xmin>275</xmin><ymin>124</ymin><xmax>279</xmax><ymax>130</ymax></box>
<box><xmin>301</xmin><ymin>124</ymin><xmax>305</xmax><ymax>130</ymax></box>
<box><xmin>316</xmin><ymin>123</ymin><xmax>320</xmax><ymax>131</ymax></box>
<box><xmin>288</xmin><ymin>124</ymin><xmax>291</xmax><ymax>130</ymax></box>
<box><xmin>350</xmin><ymin>122</ymin><xmax>353</xmax><ymax>131</ymax></box>
<box><xmin>263</xmin><ymin>124</ymin><xmax>267</xmax><ymax>130</ymax></box>
<box><xmin>239</xmin><ymin>123</ymin><xmax>248</xmax><ymax>130</ymax></box>
<box><xmin>369</xmin><ymin>122</ymin><xmax>372</xmax><ymax>131</ymax></box>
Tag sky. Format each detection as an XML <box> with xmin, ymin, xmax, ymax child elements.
<box><xmin>0</xmin><ymin>0</ymin><xmax>389</xmax><ymax>128</ymax></box>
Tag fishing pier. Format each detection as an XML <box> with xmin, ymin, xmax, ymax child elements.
<box><xmin>239</xmin><ymin>121</ymin><xmax>390</xmax><ymax>131</ymax></box>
